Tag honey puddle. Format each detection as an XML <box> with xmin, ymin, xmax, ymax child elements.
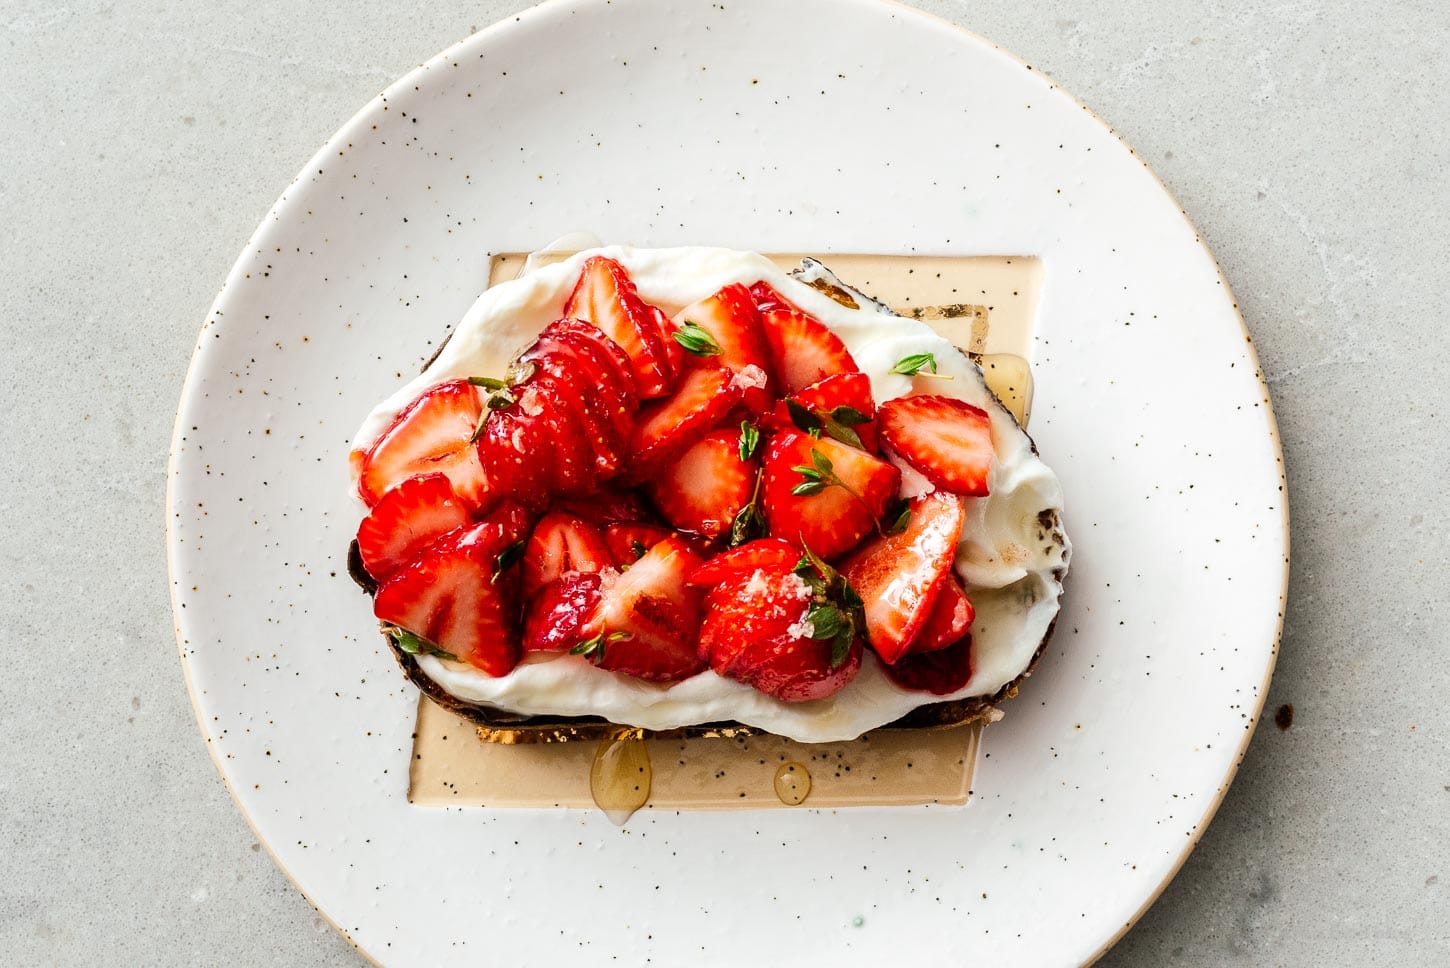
<box><xmin>773</xmin><ymin>762</ymin><xmax>812</xmax><ymax>805</ymax></box>
<box><xmin>589</xmin><ymin>727</ymin><xmax>652</xmax><ymax>825</ymax></box>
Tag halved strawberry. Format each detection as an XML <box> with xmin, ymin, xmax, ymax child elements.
<box><xmin>627</xmin><ymin>365</ymin><xmax>742</xmax><ymax>479</ymax></box>
<box><xmin>910</xmin><ymin>574</ymin><xmax>975</xmax><ymax>655</ymax></box>
<box><xmin>648</xmin><ymin>428</ymin><xmax>757</xmax><ymax>539</ymax></box>
<box><xmin>687</xmin><ymin>538</ymin><xmax>802</xmax><ymax>587</ymax></box>
<box><xmin>882</xmin><ymin>634</ymin><xmax>973</xmax><ymax>695</ymax></box>
<box><xmin>355</xmin><ymin>380</ymin><xmax>490</xmax><ymax>508</ymax></box>
<box><xmin>748</xmin><ymin>281</ymin><xmax>800</xmax><ymax>315</ymax></box>
<box><xmin>877</xmin><ymin>394</ymin><xmax>994</xmax><ymax>496</ymax></box>
<box><xmin>760</xmin><ymin>431</ymin><xmax>900</xmax><ymax>560</ymax></box>
<box><xmin>673</xmin><ymin>284</ymin><xmax>774</xmax><ymax>414</ymax></box>
<box><xmin>759</xmin><ymin>308</ymin><xmax>859</xmax><ymax>394</ymax></box>
<box><xmin>520</xmin><ymin>511</ymin><xmax>613</xmax><ymax>598</ymax></box>
<box><xmin>575</xmin><ymin>535</ymin><xmax>708</xmax><ymax>682</ymax></box>
<box><xmin>604</xmin><ymin>521</ymin><xmax>674</xmax><ymax>567</ymax></box>
<box><xmin>372</xmin><ymin>501</ymin><xmax>532</xmax><ymax>676</ymax></box>
<box><xmin>764</xmin><ymin>371</ymin><xmax>879</xmax><ymax>453</ymax></box>
<box><xmin>697</xmin><ymin>562</ymin><xmax>862</xmax><ymax>702</ymax></box>
<box><xmin>563</xmin><ymin>256</ymin><xmax>674</xmax><ymax>398</ymax></box>
<box><xmin>354</xmin><ymin>473</ymin><xmax>472</xmax><ymax>582</ymax></box>
<box><xmin>839</xmin><ymin>493</ymin><xmax>966</xmax><ymax>665</ymax></box>
<box><xmin>523</xmin><ymin>572</ymin><xmax>602</xmax><ymax>653</ymax></box>
<box><xmin>520</xmin><ymin>324</ymin><xmax>636</xmax><ymax>480</ymax></box>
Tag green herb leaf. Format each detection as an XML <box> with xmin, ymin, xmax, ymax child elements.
<box><xmin>570</xmin><ymin>630</ymin><xmax>631</xmax><ymax>664</ymax></box>
<box><xmin>492</xmin><ymin>539</ymin><xmax>527</xmax><ymax>582</ymax></box>
<box><xmin>785</xmin><ymin>399</ymin><xmax>822</xmax><ymax>436</ymax></box>
<box><xmin>810</xmin><ymin>449</ymin><xmax>834</xmax><ymax>476</ymax></box>
<box><xmin>828</xmin><ymin>628</ymin><xmax>854</xmax><ymax>669</ymax></box>
<box><xmin>730</xmin><ymin>501</ymin><xmax>767</xmax><ymax>547</ymax></box>
<box><xmin>840</xmin><ymin>580</ymin><xmax>863</xmax><ymax>609</ymax></box>
<box><xmin>884</xmin><ymin>500</ymin><xmax>912</xmax><ymax>535</ymax></box>
<box><xmin>790</xmin><ymin>464</ymin><xmax>823</xmax><ymax>481</ymax></box>
<box><xmin>468</xmin><ymin>413</ymin><xmax>489</xmax><ymax>444</ymax></box>
<box><xmin>388</xmin><ymin>627</ymin><xmax>459</xmax><ymax>663</ymax></box>
<box><xmin>791</xmin><ymin>480</ymin><xmax>827</xmax><ymax>496</ymax></box>
<box><xmin>828</xmin><ymin>405</ymin><xmax>871</xmax><ymax>426</ymax></box>
<box><xmin>796</xmin><ymin>544</ymin><xmax>838</xmax><ymax>586</ymax></box>
<box><xmin>630</xmin><ymin>539</ymin><xmax>647</xmax><ymax>560</ymax></box>
<box><xmin>819</xmin><ymin>415</ymin><xmax>864</xmax><ymax>450</ymax></box>
<box><xmin>891</xmin><ymin>352</ymin><xmax>938</xmax><ymax>376</ymax></box>
<box><xmin>738</xmin><ymin>421</ymin><xmax>760</xmax><ymax>461</ymax></box>
<box><xmin>485</xmin><ymin>390</ymin><xmax>515</xmax><ymax>411</ymax></box>
<box><xmin>673</xmin><ymin>321</ymin><xmax>723</xmax><ymax>357</ymax></box>
<box><xmin>807</xmin><ymin>604</ymin><xmax>846</xmax><ymax>640</ymax></box>
<box><xmin>468</xmin><ymin>375</ymin><xmax>509</xmax><ymax>390</ymax></box>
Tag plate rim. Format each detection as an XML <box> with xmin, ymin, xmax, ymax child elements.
<box><xmin>165</xmin><ymin>1</ymin><xmax>1290</xmax><ymax>963</ymax></box>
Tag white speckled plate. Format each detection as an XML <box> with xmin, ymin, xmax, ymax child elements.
<box><xmin>167</xmin><ymin>1</ymin><xmax>1287</xmax><ymax>964</ymax></box>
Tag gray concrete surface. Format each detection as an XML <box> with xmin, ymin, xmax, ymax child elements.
<box><xmin>2</xmin><ymin>0</ymin><xmax>1447</xmax><ymax>964</ymax></box>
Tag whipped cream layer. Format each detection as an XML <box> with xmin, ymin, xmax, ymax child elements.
<box><xmin>353</xmin><ymin>245</ymin><xmax>1070</xmax><ymax>743</ymax></box>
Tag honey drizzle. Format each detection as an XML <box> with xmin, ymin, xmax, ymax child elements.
<box><xmin>773</xmin><ymin>761</ymin><xmax>812</xmax><ymax>805</ymax></box>
<box><xmin>589</xmin><ymin>727</ymin><xmax>651</xmax><ymax>825</ymax></box>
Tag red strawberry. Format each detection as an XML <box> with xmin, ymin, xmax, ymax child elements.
<box><xmin>839</xmin><ymin>493</ymin><xmax>966</xmax><ymax>665</ymax></box>
<box><xmin>910</xmin><ymin>575</ymin><xmax>975</xmax><ymax>655</ymax></box>
<box><xmin>627</xmin><ymin>365</ymin><xmax>741</xmax><ymax>479</ymax></box>
<box><xmin>354</xmin><ymin>473</ymin><xmax>472</xmax><ymax>582</ymax></box>
<box><xmin>372</xmin><ymin>501</ymin><xmax>532</xmax><ymax>676</ymax></box>
<box><xmin>563</xmin><ymin>256</ymin><xmax>674</xmax><ymax>398</ymax></box>
<box><xmin>552</xmin><ymin>486</ymin><xmax>650</xmax><ymax>526</ymax></box>
<box><xmin>748</xmin><ymin>281</ymin><xmax>800</xmax><ymax>315</ymax></box>
<box><xmin>765</xmin><ymin>371</ymin><xmax>879</xmax><ymax>453</ymax></box>
<box><xmin>877</xmin><ymin>395</ymin><xmax>994</xmax><ymax>497</ymax></box>
<box><xmin>673</xmin><ymin>284</ymin><xmax>775</xmax><ymax>414</ymax></box>
<box><xmin>759</xmin><ymin>308</ymin><xmax>859</xmax><ymax>394</ymax></box>
<box><xmin>575</xmin><ymin>535</ymin><xmax>708</xmax><ymax>682</ymax></box>
<box><xmin>760</xmin><ymin>431</ymin><xmax>900</xmax><ymax>559</ymax></box>
<box><xmin>479</xmin><ymin>381</ymin><xmax>592</xmax><ymax>501</ymax></box>
<box><xmin>520</xmin><ymin>511</ymin><xmax>613</xmax><ymax>598</ymax></box>
<box><xmin>697</xmin><ymin>563</ymin><xmax>862</xmax><ymax>702</ymax></box>
<box><xmin>882</xmin><ymin>634</ymin><xmax>973</xmax><ymax>695</ymax></box>
<box><xmin>648</xmin><ymin>428</ymin><xmax>757</xmax><ymax>539</ymax></box>
<box><xmin>519</xmin><ymin>324</ymin><xmax>637</xmax><ymax>479</ymax></box>
<box><xmin>355</xmin><ymin>380</ymin><xmax>490</xmax><ymax>508</ymax></box>
<box><xmin>603</xmin><ymin>521</ymin><xmax>673</xmax><ymax>567</ymax></box>
<box><xmin>523</xmin><ymin>572</ymin><xmax>602</xmax><ymax>652</ymax></box>
<box><xmin>687</xmin><ymin>538</ymin><xmax>802</xmax><ymax>587</ymax></box>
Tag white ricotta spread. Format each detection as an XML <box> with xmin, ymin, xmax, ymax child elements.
<box><xmin>351</xmin><ymin>244</ymin><xmax>1070</xmax><ymax>742</ymax></box>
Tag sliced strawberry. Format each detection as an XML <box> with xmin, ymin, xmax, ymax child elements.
<box><xmin>356</xmin><ymin>380</ymin><xmax>490</xmax><ymax>508</ymax></box>
<box><xmin>553</xmin><ymin>487</ymin><xmax>651</xmax><ymax>526</ymax></box>
<box><xmin>673</xmin><ymin>284</ymin><xmax>775</xmax><ymax>414</ymax></box>
<box><xmin>839</xmin><ymin>493</ymin><xmax>966</xmax><ymax>665</ymax></box>
<box><xmin>603</xmin><ymin>521</ymin><xmax>674</xmax><ymax>567</ymax></box>
<box><xmin>577</xmin><ymin>535</ymin><xmax>708</xmax><ymax>682</ymax></box>
<box><xmin>647</xmin><ymin>428</ymin><xmax>757</xmax><ymax>539</ymax></box>
<box><xmin>520</xmin><ymin>511</ymin><xmax>613</xmax><ymax>598</ymax></box>
<box><xmin>687</xmin><ymin>538</ymin><xmax>802</xmax><ymax>587</ymax></box>
<box><xmin>760</xmin><ymin>431</ymin><xmax>900</xmax><ymax>560</ymax></box>
<box><xmin>911</xmin><ymin>575</ymin><xmax>975</xmax><ymax>655</ymax></box>
<box><xmin>627</xmin><ymin>365</ymin><xmax>742</xmax><ymax>479</ymax></box>
<box><xmin>520</xmin><ymin>325</ymin><xmax>635</xmax><ymax>479</ymax></box>
<box><xmin>697</xmin><ymin>564</ymin><xmax>862</xmax><ymax>702</ymax></box>
<box><xmin>877</xmin><ymin>395</ymin><xmax>994</xmax><ymax>497</ymax></box>
<box><xmin>354</xmin><ymin>473</ymin><xmax>472</xmax><ymax>582</ymax></box>
<box><xmin>479</xmin><ymin>385</ymin><xmax>588</xmax><ymax>502</ymax></box>
<box><xmin>764</xmin><ymin>371</ymin><xmax>879</xmax><ymax>453</ymax></box>
<box><xmin>523</xmin><ymin>572</ymin><xmax>603</xmax><ymax>652</ymax></box>
<box><xmin>748</xmin><ymin>281</ymin><xmax>800</xmax><ymax>315</ymax></box>
<box><xmin>372</xmin><ymin>501</ymin><xmax>532</xmax><ymax>676</ymax></box>
<box><xmin>647</xmin><ymin>305</ymin><xmax>685</xmax><ymax>381</ymax></box>
<box><xmin>883</xmin><ymin>634</ymin><xmax>973</xmax><ymax>695</ymax></box>
<box><xmin>552</xmin><ymin>325</ymin><xmax>640</xmax><ymax>444</ymax></box>
<box><xmin>759</xmin><ymin>308</ymin><xmax>859</xmax><ymax>395</ymax></box>
<box><xmin>563</xmin><ymin>256</ymin><xmax>673</xmax><ymax>398</ymax></box>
